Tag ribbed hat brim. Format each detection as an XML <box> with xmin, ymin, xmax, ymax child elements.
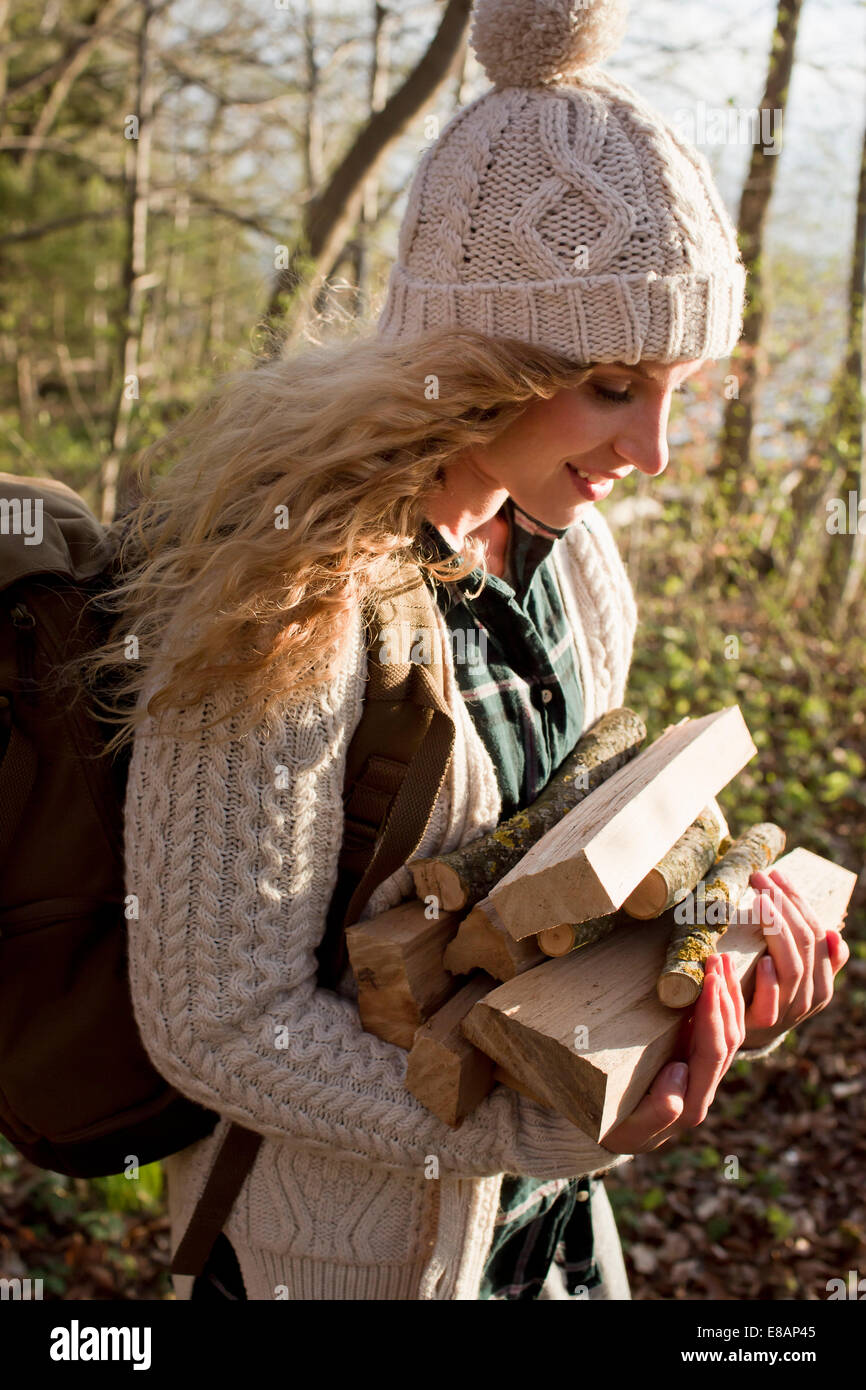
<box><xmin>376</xmin><ymin>262</ymin><xmax>746</xmax><ymax>364</ymax></box>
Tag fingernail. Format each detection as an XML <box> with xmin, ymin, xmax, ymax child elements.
<box><xmin>669</xmin><ymin>1062</ymin><xmax>688</xmax><ymax>1095</ymax></box>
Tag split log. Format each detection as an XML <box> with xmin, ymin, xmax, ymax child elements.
<box><xmin>443</xmin><ymin>897</ymin><xmax>545</xmax><ymax>980</ymax></box>
<box><xmin>493</xmin><ymin>1065</ymin><xmax>552</xmax><ymax>1108</ymax></box>
<box><xmin>409</xmin><ymin>707</ymin><xmax>647</xmax><ymax>912</ymax></box>
<box><xmin>657</xmin><ymin>822</ymin><xmax>787</xmax><ymax>1006</ymax></box>
<box><xmin>405</xmin><ymin>973</ymin><xmax>498</xmax><ymax>1127</ymax></box>
<box><xmin>461</xmin><ymin>848</ymin><xmax>855</xmax><ymax>1143</ymax></box>
<box><xmin>621</xmin><ymin>799</ymin><xmax>730</xmax><ymax>919</ymax></box>
<box><xmin>345</xmin><ymin>899</ymin><xmax>461</xmax><ymax>1049</ymax></box>
<box><xmin>485</xmin><ymin>706</ymin><xmax>757</xmax><ymax>940</ymax></box>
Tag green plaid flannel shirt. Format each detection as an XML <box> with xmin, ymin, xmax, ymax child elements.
<box><xmin>415</xmin><ymin>497</ymin><xmax>603</xmax><ymax>1300</ymax></box>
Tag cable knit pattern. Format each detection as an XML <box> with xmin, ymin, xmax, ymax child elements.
<box><xmin>125</xmin><ymin>506</ymin><xmax>640</xmax><ymax>1301</ymax></box>
<box><xmin>376</xmin><ymin>1</ymin><xmax>746</xmax><ymax>364</ymax></box>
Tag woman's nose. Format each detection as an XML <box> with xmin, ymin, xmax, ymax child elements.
<box><xmin>612</xmin><ymin>404</ymin><xmax>671</xmax><ymax>477</ymax></box>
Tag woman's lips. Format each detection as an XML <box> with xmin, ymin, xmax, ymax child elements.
<box><xmin>566</xmin><ymin>462</ymin><xmax>615</xmax><ymax>502</ymax></box>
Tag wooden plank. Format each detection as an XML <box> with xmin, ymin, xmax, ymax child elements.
<box><xmin>462</xmin><ymin>848</ymin><xmax>855</xmax><ymax>1143</ymax></box>
<box><xmin>486</xmin><ymin>706</ymin><xmax>757</xmax><ymax>940</ymax></box>
<box><xmin>405</xmin><ymin>973</ymin><xmax>498</xmax><ymax>1127</ymax></box>
<box><xmin>409</xmin><ymin>708</ymin><xmax>647</xmax><ymax>911</ymax></box>
<box><xmin>493</xmin><ymin>1065</ymin><xmax>553</xmax><ymax>1108</ymax></box>
<box><xmin>346</xmin><ymin>899</ymin><xmax>461</xmax><ymax>1049</ymax></box>
<box><xmin>442</xmin><ymin>897</ymin><xmax>545</xmax><ymax>980</ymax></box>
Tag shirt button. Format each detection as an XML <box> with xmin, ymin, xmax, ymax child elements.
<box><xmin>576</xmin><ymin>1189</ymin><xmax>590</xmax><ymax>1202</ymax></box>
<box><xmin>540</xmin><ymin>688</ymin><xmax>553</xmax><ymax>704</ymax></box>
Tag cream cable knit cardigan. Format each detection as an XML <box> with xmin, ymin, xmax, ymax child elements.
<box><xmin>123</xmin><ymin>508</ymin><xmax>775</xmax><ymax>1301</ymax></box>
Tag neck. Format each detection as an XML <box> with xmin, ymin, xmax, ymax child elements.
<box><xmin>423</xmin><ymin>487</ymin><xmax>511</xmax><ymax>579</ymax></box>
<box><xmin>422</xmin><ymin>461</ymin><xmax>510</xmax><ymax>549</ymax></box>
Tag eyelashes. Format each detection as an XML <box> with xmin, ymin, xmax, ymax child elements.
<box><xmin>590</xmin><ymin>382</ymin><xmax>690</xmax><ymax>405</ymax></box>
<box><xmin>592</xmin><ymin>384</ymin><xmax>633</xmax><ymax>403</ymax></box>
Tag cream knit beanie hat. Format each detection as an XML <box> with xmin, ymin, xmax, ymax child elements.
<box><xmin>376</xmin><ymin>0</ymin><xmax>746</xmax><ymax>364</ymax></box>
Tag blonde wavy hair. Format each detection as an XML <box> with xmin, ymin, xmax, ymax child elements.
<box><xmin>81</xmin><ymin>326</ymin><xmax>593</xmax><ymax>751</ymax></box>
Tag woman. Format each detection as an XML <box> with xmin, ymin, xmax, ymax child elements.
<box><xmin>99</xmin><ymin>0</ymin><xmax>848</xmax><ymax>1300</ymax></box>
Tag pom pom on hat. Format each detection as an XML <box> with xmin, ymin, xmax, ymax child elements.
<box><xmin>471</xmin><ymin>0</ymin><xmax>629</xmax><ymax>90</ymax></box>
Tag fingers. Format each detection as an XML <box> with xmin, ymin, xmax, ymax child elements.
<box><xmin>827</xmin><ymin>927</ymin><xmax>850</xmax><ymax>974</ymax></box>
<box><xmin>746</xmin><ymin>869</ymin><xmax>849</xmax><ymax>1033</ymax></box>
<box><xmin>767</xmin><ymin>868</ymin><xmax>824</xmax><ymax>936</ymax></box>
<box><xmin>800</xmin><ymin>927</ymin><xmax>849</xmax><ymax>1023</ymax></box>
<box><xmin>675</xmin><ymin>958</ymin><xmax>731</xmax><ymax>1126</ymax></box>
<box><xmin>745</xmin><ymin>952</ymin><xmax>781</xmax><ymax>1031</ymax></box>
<box><xmin>601</xmin><ymin>1060</ymin><xmax>689</xmax><ymax>1154</ymax></box>
<box><xmin>750</xmin><ymin>871</ymin><xmax>809</xmax><ymax>1016</ymax></box>
<box><xmin>719</xmin><ymin>951</ymin><xmax>746</xmax><ymax>1044</ymax></box>
<box><xmin>765</xmin><ymin>873</ymin><xmax>820</xmax><ymax>1007</ymax></box>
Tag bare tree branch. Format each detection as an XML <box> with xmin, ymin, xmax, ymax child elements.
<box><xmin>262</xmin><ymin>0</ymin><xmax>472</xmax><ymax>353</ymax></box>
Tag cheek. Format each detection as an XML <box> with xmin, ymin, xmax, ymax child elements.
<box><xmin>548</xmin><ymin>400</ymin><xmax>618</xmax><ymax>456</ymax></box>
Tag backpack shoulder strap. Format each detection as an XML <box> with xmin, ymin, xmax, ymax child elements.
<box><xmin>315</xmin><ymin>557</ymin><xmax>454</xmax><ymax>987</ymax></box>
<box><xmin>170</xmin><ymin>557</ymin><xmax>455</xmax><ymax>1281</ymax></box>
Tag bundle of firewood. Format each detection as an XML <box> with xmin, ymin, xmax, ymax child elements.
<box><xmin>345</xmin><ymin>706</ymin><xmax>856</xmax><ymax>1140</ymax></box>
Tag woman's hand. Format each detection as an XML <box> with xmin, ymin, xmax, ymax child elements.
<box><xmin>600</xmin><ymin>951</ymin><xmax>745</xmax><ymax>1154</ymax></box>
<box><xmin>599</xmin><ymin>866</ymin><xmax>849</xmax><ymax>1156</ymax></box>
<box><xmin>736</xmin><ymin>866</ymin><xmax>849</xmax><ymax>1052</ymax></box>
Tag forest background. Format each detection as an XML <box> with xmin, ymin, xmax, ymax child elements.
<box><xmin>0</xmin><ymin>0</ymin><xmax>864</xmax><ymax>1300</ymax></box>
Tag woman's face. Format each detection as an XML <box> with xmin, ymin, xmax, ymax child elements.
<box><xmin>456</xmin><ymin>357</ymin><xmax>706</xmax><ymax>530</ymax></box>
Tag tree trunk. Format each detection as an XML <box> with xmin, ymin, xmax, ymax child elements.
<box><xmin>710</xmin><ymin>0</ymin><xmax>804</xmax><ymax>501</ymax></box>
<box><xmin>786</xmin><ymin>113</ymin><xmax>866</xmax><ymax>616</ymax></box>
<box><xmin>312</xmin><ymin>0</ymin><xmax>396</xmax><ymax>322</ymax></box>
<box><xmin>100</xmin><ymin>1</ymin><xmax>157</xmax><ymax>522</ymax></box>
<box><xmin>830</xmin><ymin>114</ymin><xmax>866</xmax><ymax>631</ymax></box>
<box><xmin>258</xmin><ymin>0</ymin><xmax>472</xmax><ymax>359</ymax></box>
<box><xmin>657</xmin><ymin>822</ymin><xmax>786</xmax><ymax>1007</ymax></box>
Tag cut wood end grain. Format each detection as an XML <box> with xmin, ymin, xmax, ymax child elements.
<box><xmin>346</xmin><ymin>898</ymin><xmax>461</xmax><ymax>1047</ymax></box>
<box><xmin>443</xmin><ymin>899</ymin><xmax>546</xmax><ymax>980</ymax></box>
<box><xmin>405</xmin><ymin>973</ymin><xmax>498</xmax><ymax>1127</ymax></box>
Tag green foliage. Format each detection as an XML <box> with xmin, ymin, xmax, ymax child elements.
<box><xmin>618</xmin><ymin>462</ymin><xmax>866</xmax><ymax>913</ymax></box>
<box><xmin>764</xmin><ymin>1203</ymin><xmax>795</xmax><ymax>1241</ymax></box>
<box><xmin>90</xmin><ymin>1163</ymin><xmax>164</xmax><ymax>1213</ymax></box>
<box><xmin>641</xmin><ymin>1186</ymin><xmax>666</xmax><ymax>1210</ymax></box>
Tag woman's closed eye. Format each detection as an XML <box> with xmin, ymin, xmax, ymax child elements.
<box><xmin>591</xmin><ymin>381</ymin><xmax>690</xmax><ymax>405</ymax></box>
<box><xmin>592</xmin><ymin>383</ymin><xmax>633</xmax><ymax>404</ymax></box>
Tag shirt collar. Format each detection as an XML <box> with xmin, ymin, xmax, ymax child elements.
<box><xmin>416</xmin><ymin>497</ymin><xmax>569</xmax><ymax>603</ymax></box>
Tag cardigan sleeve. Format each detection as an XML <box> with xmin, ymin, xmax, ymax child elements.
<box><xmin>124</xmin><ymin>606</ymin><xmax>632</xmax><ymax>1182</ymax></box>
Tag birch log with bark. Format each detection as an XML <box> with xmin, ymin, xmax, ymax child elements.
<box><xmin>410</xmin><ymin>707</ymin><xmax>647</xmax><ymax>912</ymax></box>
<box><xmin>622</xmin><ymin>799</ymin><xmax>730</xmax><ymax>919</ymax></box>
<box><xmin>657</xmin><ymin>822</ymin><xmax>786</xmax><ymax>1007</ymax></box>
<box><xmin>485</xmin><ymin>707</ymin><xmax>757</xmax><ymax>940</ymax></box>
<box><xmin>538</xmin><ymin>912</ymin><xmax>623</xmax><ymax>958</ymax></box>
